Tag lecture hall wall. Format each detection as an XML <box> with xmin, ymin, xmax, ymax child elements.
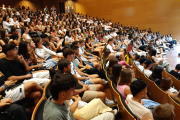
<box><xmin>75</xmin><ymin>0</ymin><xmax>180</xmax><ymax>41</ymax></box>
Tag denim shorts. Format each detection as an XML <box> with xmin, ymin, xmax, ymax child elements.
<box><xmin>81</xmin><ymin>78</ymin><xmax>94</xmax><ymax>85</ymax></box>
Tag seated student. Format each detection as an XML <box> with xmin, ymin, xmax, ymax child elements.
<box><xmin>160</xmin><ymin>77</ymin><xmax>178</xmax><ymax>97</ymax></box>
<box><xmin>57</xmin><ymin>58</ymin><xmax>112</xmax><ymax>104</ymax></box>
<box><xmin>152</xmin><ymin>103</ymin><xmax>175</xmax><ymax>120</ymax></box>
<box><xmin>107</xmin><ymin>58</ymin><xmax>118</xmax><ymax>75</ymax></box>
<box><xmin>106</xmin><ymin>38</ymin><xmax>124</xmax><ymax>61</ymax></box>
<box><xmin>34</xmin><ymin>37</ymin><xmax>63</xmax><ymax>61</ymax></box>
<box><xmin>78</xmin><ymin>40</ymin><xmax>98</xmax><ymax>64</ymax></box>
<box><xmin>62</xmin><ymin>49</ymin><xmax>114</xmax><ymax>104</ymax></box>
<box><xmin>9</xmin><ymin>27</ymin><xmax>21</xmax><ymax>46</ymax></box>
<box><xmin>111</xmin><ymin>64</ymin><xmax>122</xmax><ymax>84</ymax></box>
<box><xmin>43</xmin><ymin>73</ymin><xmax>115</xmax><ymax>120</ymax></box>
<box><xmin>143</xmin><ymin>59</ymin><xmax>153</xmax><ymax>77</ymax></box>
<box><xmin>0</xmin><ymin>44</ymin><xmax>50</xmax><ymax>89</ymax></box>
<box><xmin>63</xmin><ymin>48</ymin><xmax>107</xmax><ymax>86</ymax></box>
<box><xmin>72</xmin><ymin>46</ymin><xmax>101</xmax><ymax>75</ymax></box>
<box><xmin>21</xmin><ymin>27</ymin><xmax>32</xmax><ymax>41</ymax></box>
<box><xmin>0</xmin><ymin>98</ymin><xmax>31</xmax><ymax>120</ymax></box>
<box><xmin>49</xmin><ymin>34</ymin><xmax>62</xmax><ymax>53</ymax></box>
<box><xmin>149</xmin><ymin>66</ymin><xmax>164</xmax><ymax>86</ymax></box>
<box><xmin>138</xmin><ymin>57</ymin><xmax>146</xmax><ymax>71</ymax></box>
<box><xmin>117</xmin><ymin>69</ymin><xmax>132</xmax><ymax>99</ymax></box>
<box><xmin>41</xmin><ymin>34</ymin><xmax>51</xmax><ymax>49</ymax></box>
<box><xmin>133</xmin><ymin>54</ymin><xmax>140</xmax><ymax>66</ymax></box>
<box><xmin>43</xmin><ymin>73</ymin><xmax>78</xmax><ymax>120</ymax></box>
<box><xmin>126</xmin><ymin>80</ymin><xmax>154</xmax><ymax>120</ymax></box>
<box><xmin>169</xmin><ymin>64</ymin><xmax>180</xmax><ymax>80</ymax></box>
<box><xmin>28</xmin><ymin>39</ymin><xmax>58</xmax><ymax>69</ymax></box>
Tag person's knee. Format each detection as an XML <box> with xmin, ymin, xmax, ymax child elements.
<box><xmin>28</xmin><ymin>81</ymin><xmax>39</xmax><ymax>88</ymax></box>
<box><xmin>34</xmin><ymin>91</ymin><xmax>42</xmax><ymax>99</ymax></box>
<box><xmin>97</xmin><ymin>92</ymin><xmax>105</xmax><ymax>98</ymax></box>
<box><xmin>96</xmin><ymin>84</ymin><xmax>104</xmax><ymax>91</ymax></box>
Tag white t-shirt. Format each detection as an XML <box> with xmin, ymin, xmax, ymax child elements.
<box><xmin>70</xmin><ymin>62</ymin><xmax>81</xmax><ymax>77</ymax></box>
<box><xmin>79</xmin><ymin>47</ymin><xmax>88</xmax><ymax>62</ymax></box>
<box><xmin>143</xmin><ymin>69</ymin><xmax>152</xmax><ymax>77</ymax></box>
<box><xmin>10</xmin><ymin>20</ymin><xmax>20</xmax><ymax>28</ymax></box>
<box><xmin>65</xmin><ymin>36</ymin><xmax>73</xmax><ymax>43</ymax></box>
<box><xmin>106</xmin><ymin>44</ymin><xmax>115</xmax><ymax>53</ymax></box>
<box><xmin>138</xmin><ymin>65</ymin><xmax>144</xmax><ymax>72</ymax></box>
<box><xmin>126</xmin><ymin>94</ymin><xmax>153</xmax><ymax>120</ymax></box>
<box><xmin>2</xmin><ymin>21</ymin><xmax>14</xmax><ymax>31</ymax></box>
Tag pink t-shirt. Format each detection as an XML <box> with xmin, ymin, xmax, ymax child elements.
<box><xmin>117</xmin><ymin>84</ymin><xmax>129</xmax><ymax>99</ymax></box>
<box><xmin>118</xmin><ymin>61</ymin><xmax>130</xmax><ymax>68</ymax></box>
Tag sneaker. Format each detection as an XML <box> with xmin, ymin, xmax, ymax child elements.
<box><xmin>105</xmin><ymin>97</ymin><xmax>114</xmax><ymax>105</ymax></box>
<box><xmin>113</xmin><ymin>109</ymin><xmax>118</xmax><ymax>115</ymax></box>
<box><xmin>102</xmin><ymin>79</ymin><xmax>108</xmax><ymax>85</ymax></box>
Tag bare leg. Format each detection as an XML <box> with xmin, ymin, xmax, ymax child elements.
<box><xmin>91</xmin><ymin>78</ymin><xmax>103</xmax><ymax>84</ymax></box>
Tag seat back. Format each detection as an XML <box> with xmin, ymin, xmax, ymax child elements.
<box><xmin>162</xmin><ymin>69</ymin><xmax>167</xmax><ymax>78</ymax></box>
<box><xmin>168</xmin><ymin>95</ymin><xmax>180</xmax><ymax>120</ymax></box>
<box><xmin>111</xmin><ymin>80</ymin><xmax>137</xmax><ymax>120</ymax></box>
<box><xmin>132</xmin><ymin>62</ymin><xmax>137</xmax><ymax>78</ymax></box>
<box><xmin>166</xmin><ymin>72</ymin><xmax>180</xmax><ymax>90</ymax></box>
<box><xmin>150</xmin><ymin>82</ymin><xmax>169</xmax><ymax>104</ymax></box>
<box><xmin>43</xmin><ymin>81</ymin><xmax>51</xmax><ymax>99</ymax></box>
<box><xmin>31</xmin><ymin>97</ymin><xmax>46</xmax><ymax>120</ymax></box>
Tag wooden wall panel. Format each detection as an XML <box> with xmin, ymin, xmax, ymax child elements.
<box><xmin>75</xmin><ymin>0</ymin><xmax>180</xmax><ymax>41</ymax></box>
<box><xmin>0</xmin><ymin>0</ymin><xmax>44</xmax><ymax>11</ymax></box>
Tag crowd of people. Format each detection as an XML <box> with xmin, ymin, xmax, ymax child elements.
<box><xmin>0</xmin><ymin>4</ymin><xmax>178</xmax><ymax>120</ymax></box>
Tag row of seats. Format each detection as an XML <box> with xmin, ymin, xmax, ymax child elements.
<box><xmin>101</xmin><ymin>54</ymin><xmax>137</xmax><ymax>120</ymax></box>
<box><xmin>133</xmin><ymin>62</ymin><xmax>180</xmax><ymax>120</ymax></box>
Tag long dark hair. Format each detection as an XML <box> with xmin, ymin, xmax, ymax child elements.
<box><xmin>111</xmin><ymin>64</ymin><xmax>122</xmax><ymax>84</ymax></box>
<box><xmin>18</xmin><ymin>41</ymin><xmax>30</xmax><ymax>58</ymax></box>
<box><xmin>0</xmin><ymin>29</ymin><xmax>8</xmax><ymax>44</ymax></box>
<box><xmin>150</xmin><ymin>66</ymin><xmax>163</xmax><ymax>80</ymax></box>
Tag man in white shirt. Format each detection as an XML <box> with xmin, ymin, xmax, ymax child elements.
<box><xmin>143</xmin><ymin>59</ymin><xmax>153</xmax><ymax>77</ymax></box>
<box><xmin>138</xmin><ymin>57</ymin><xmax>146</xmax><ymax>71</ymax></box>
<box><xmin>10</xmin><ymin>15</ymin><xmax>20</xmax><ymax>28</ymax></box>
<box><xmin>106</xmin><ymin>38</ymin><xmax>124</xmax><ymax>60</ymax></box>
<box><xmin>126</xmin><ymin>80</ymin><xmax>154</xmax><ymax>120</ymax></box>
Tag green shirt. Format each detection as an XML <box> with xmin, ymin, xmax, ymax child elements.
<box><xmin>43</xmin><ymin>96</ymin><xmax>75</xmax><ymax>120</ymax></box>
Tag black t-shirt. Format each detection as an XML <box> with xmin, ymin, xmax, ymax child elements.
<box><xmin>9</xmin><ymin>35</ymin><xmax>19</xmax><ymax>40</ymax></box>
<box><xmin>43</xmin><ymin>42</ymin><xmax>50</xmax><ymax>49</ymax></box>
<box><xmin>169</xmin><ymin>70</ymin><xmax>180</xmax><ymax>80</ymax></box>
<box><xmin>0</xmin><ymin>58</ymin><xmax>25</xmax><ymax>80</ymax></box>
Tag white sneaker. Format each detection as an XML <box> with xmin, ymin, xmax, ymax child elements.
<box><xmin>105</xmin><ymin>97</ymin><xmax>114</xmax><ymax>105</ymax></box>
<box><xmin>102</xmin><ymin>79</ymin><xmax>108</xmax><ymax>85</ymax></box>
<box><xmin>113</xmin><ymin>109</ymin><xmax>118</xmax><ymax>115</ymax></box>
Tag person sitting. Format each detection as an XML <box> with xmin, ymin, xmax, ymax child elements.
<box><xmin>133</xmin><ymin>54</ymin><xmax>140</xmax><ymax>66</ymax></box>
<box><xmin>149</xmin><ymin>66</ymin><xmax>164</xmax><ymax>85</ymax></box>
<box><xmin>126</xmin><ymin>80</ymin><xmax>154</xmax><ymax>120</ymax></box>
<box><xmin>169</xmin><ymin>64</ymin><xmax>180</xmax><ymax>80</ymax></box>
<box><xmin>143</xmin><ymin>59</ymin><xmax>153</xmax><ymax>77</ymax></box>
<box><xmin>138</xmin><ymin>57</ymin><xmax>146</xmax><ymax>71</ymax></box>
<box><xmin>159</xmin><ymin>77</ymin><xmax>178</xmax><ymax>97</ymax></box>
<box><xmin>34</xmin><ymin>37</ymin><xmax>63</xmax><ymax>62</ymax></box>
<box><xmin>21</xmin><ymin>27</ymin><xmax>32</xmax><ymax>41</ymax></box>
<box><xmin>0</xmin><ymin>43</ymin><xmax>50</xmax><ymax>89</ymax></box>
<box><xmin>107</xmin><ymin>58</ymin><xmax>118</xmax><ymax>75</ymax></box>
<box><xmin>117</xmin><ymin>68</ymin><xmax>132</xmax><ymax>99</ymax></box>
<box><xmin>111</xmin><ymin>64</ymin><xmax>122</xmax><ymax>84</ymax></box>
<box><xmin>43</xmin><ymin>73</ymin><xmax>115</xmax><ymax>120</ymax></box>
<box><xmin>9</xmin><ymin>27</ymin><xmax>21</xmax><ymax>46</ymax></box>
<box><xmin>106</xmin><ymin>38</ymin><xmax>124</xmax><ymax>61</ymax></box>
<box><xmin>0</xmin><ymin>98</ymin><xmax>31</xmax><ymax>120</ymax></box>
<box><xmin>62</xmin><ymin>49</ymin><xmax>114</xmax><ymax>104</ymax></box>
<box><xmin>152</xmin><ymin>103</ymin><xmax>175</xmax><ymax>120</ymax></box>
